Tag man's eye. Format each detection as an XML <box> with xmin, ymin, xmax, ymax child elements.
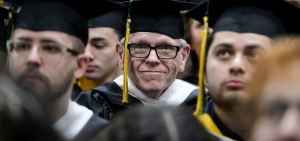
<box><xmin>94</xmin><ymin>45</ymin><xmax>105</xmax><ymax>49</ymax></box>
<box><xmin>15</xmin><ymin>43</ymin><xmax>31</xmax><ymax>51</ymax></box>
<box><xmin>265</xmin><ymin>104</ymin><xmax>287</xmax><ymax>121</ymax></box>
<box><xmin>134</xmin><ymin>44</ymin><xmax>147</xmax><ymax>49</ymax></box>
<box><xmin>42</xmin><ymin>45</ymin><xmax>61</xmax><ymax>54</ymax></box>
<box><xmin>248</xmin><ymin>52</ymin><xmax>258</xmax><ymax>59</ymax></box>
<box><xmin>218</xmin><ymin>50</ymin><xmax>230</xmax><ymax>58</ymax></box>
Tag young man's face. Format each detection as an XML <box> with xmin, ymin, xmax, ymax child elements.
<box><xmin>84</xmin><ymin>27</ymin><xmax>121</xmax><ymax>81</ymax></box>
<box><xmin>9</xmin><ymin>29</ymin><xmax>87</xmax><ymax>102</ymax></box>
<box><xmin>206</xmin><ymin>31</ymin><xmax>271</xmax><ymax>108</ymax></box>
<box><xmin>252</xmin><ymin>62</ymin><xmax>300</xmax><ymax>141</ymax></box>
<box><xmin>117</xmin><ymin>32</ymin><xmax>190</xmax><ymax>97</ymax></box>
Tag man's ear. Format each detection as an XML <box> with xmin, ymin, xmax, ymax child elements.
<box><xmin>179</xmin><ymin>44</ymin><xmax>191</xmax><ymax>72</ymax></box>
<box><xmin>116</xmin><ymin>42</ymin><xmax>124</xmax><ymax>70</ymax></box>
<box><xmin>74</xmin><ymin>54</ymin><xmax>89</xmax><ymax>78</ymax></box>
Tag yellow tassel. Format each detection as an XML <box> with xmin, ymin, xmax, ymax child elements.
<box><xmin>122</xmin><ymin>19</ymin><xmax>131</xmax><ymax>103</ymax></box>
<box><xmin>194</xmin><ymin>16</ymin><xmax>208</xmax><ymax>116</ymax></box>
<box><xmin>5</xmin><ymin>11</ymin><xmax>14</xmax><ymax>73</ymax></box>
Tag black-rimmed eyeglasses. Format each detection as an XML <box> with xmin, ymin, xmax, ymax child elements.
<box><xmin>128</xmin><ymin>43</ymin><xmax>180</xmax><ymax>60</ymax></box>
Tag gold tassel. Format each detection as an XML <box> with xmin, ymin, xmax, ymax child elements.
<box><xmin>122</xmin><ymin>19</ymin><xmax>131</xmax><ymax>103</ymax></box>
<box><xmin>5</xmin><ymin>10</ymin><xmax>14</xmax><ymax>73</ymax></box>
<box><xmin>194</xmin><ymin>16</ymin><xmax>208</xmax><ymax>116</ymax></box>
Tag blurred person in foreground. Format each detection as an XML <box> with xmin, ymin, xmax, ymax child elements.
<box><xmin>72</xmin><ymin>10</ymin><xmax>124</xmax><ymax>100</ymax></box>
<box><xmin>249</xmin><ymin>37</ymin><xmax>300</xmax><ymax>141</ymax></box>
<box><xmin>75</xmin><ymin>0</ymin><xmax>199</xmax><ymax>121</ymax></box>
<box><xmin>0</xmin><ymin>75</ymin><xmax>61</xmax><ymax>141</ymax></box>
<box><xmin>187</xmin><ymin>0</ymin><xmax>300</xmax><ymax>140</ymax></box>
<box><xmin>7</xmin><ymin>0</ymin><xmax>123</xmax><ymax>140</ymax></box>
<box><xmin>92</xmin><ymin>106</ymin><xmax>225</xmax><ymax>141</ymax></box>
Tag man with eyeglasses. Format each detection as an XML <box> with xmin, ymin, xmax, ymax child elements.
<box><xmin>7</xmin><ymin>0</ymin><xmax>123</xmax><ymax>140</ymax></box>
<box><xmin>75</xmin><ymin>0</ymin><xmax>199</xmax><ymax>121</ymax></box>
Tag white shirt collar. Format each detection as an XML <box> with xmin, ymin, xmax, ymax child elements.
<box><xmin>114</xmin><ymin>75</ymin><xmax>198</xmax><ymax>106</ymax></box>
<box><xmin>53</xmin><ymin>100</ymin><xmax>93</xmax><ymax>140</ymax></box>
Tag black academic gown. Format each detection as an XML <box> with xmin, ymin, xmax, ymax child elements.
<box><xmin>207</xmin><ymin>100</ymin><xmax>245</xmax><ymax>141</ymax></box>
<box><xmin>75</xmin><ymin>81</ymin><xmax>198</xmax><ymax>121</ymax></box>
<box><xmin>73</xmin><ymin>114</ymin><xmax>108</xmax><ymax>141</ymax></box>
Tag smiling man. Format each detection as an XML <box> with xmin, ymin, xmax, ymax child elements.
<box><xmin>187</xmin><ymin>0</ymin><xmax>300</xmax><ymax>140</ymax></box>
<box><xmin>7</xmin><ymin>0</ymin><xmax>123</xmax><ymax>140</ymax></box>
<box><xmin>75</xmin><ymin>0</ymin><xmax>199</xmax><ymax>120</ymax></box>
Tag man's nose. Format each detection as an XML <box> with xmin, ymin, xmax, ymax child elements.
<box><xmin>26</xmin><ymin>45</ymin><xmax>42</xmax><ymax>67</ymax></box>
<box><xmin>278</xmin><ymin>108</ymin><xmax>300</xmax><ymax>141</ymax></box>
<box><xmin>85</xmin><ymin>45</ymin><xmax>94</xmax><ymax>62</ymax></box>
<box><xmin>145</xmin><ymin>49</ymin><xmax>160</xmax><ymax>65</ymax></box>
<box><xmin>229</xmin><ymin>54</ymin><xmax>246</xmax><ymax>76</ymax></box>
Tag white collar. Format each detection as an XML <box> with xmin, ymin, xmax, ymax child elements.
<box><xmin>53</xmin><ymin>100</ymin><xmax>93</xmax><ymax>140</ymax></box>
<box><xmin>114</xmin><ymin>75</ymin><xmax>198</xmax><ymax>107</ymax></box>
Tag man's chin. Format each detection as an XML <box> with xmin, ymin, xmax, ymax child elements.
<box><xmin>21</xmin><ymin>82</ymin><xmax>45</xmax><ymax>94</ymax></box>
<box><xmin>84</xmin><ymin>72</ymin><xmax>102</xmax><ymax>80</ymax></box>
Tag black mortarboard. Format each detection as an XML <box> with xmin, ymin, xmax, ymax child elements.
<box><xmin>187</xmin><ymin>0</ymin><xmax>300</xmax><ymax>38</ymax></box>
<box><xmin>123</xmin><ymin>0</ymin><xmax>197</xmax><ymax>39</ymax></box>
<box><xmin>15</xmin><ymin>0</ymin><xmax>124</xmax><ymax>46</ymax></box>
<box><xmin>88</xmin><ymin>10</ymin><xmax>126</xmax><ymax>31</ymax></box>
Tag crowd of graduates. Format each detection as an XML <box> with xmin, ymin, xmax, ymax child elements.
<box><xmin>1</xmin><ymin>0</ymin><xmax>300</xmax><ymax>141</ymax></box>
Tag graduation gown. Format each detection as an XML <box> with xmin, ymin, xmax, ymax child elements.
<box><xmin>75</xmin><ymin>75</ymin><xmax>199</xmax><ymax>121</ymax></box>
<box><xmin>197</xmin><ymin>100</ymin><xmax>244</xmax><ymax>141</ymax></box>
<box><xmin>53</xmin><ymin>101</ymin><xmax>108</xmax><ymax>141</ymax></box>
<box><xmin>71</xmin><ymin>77</ymin><xmax>100</xmax><ymax>101</ymax></box>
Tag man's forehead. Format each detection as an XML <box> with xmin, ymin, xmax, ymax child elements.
<box><xmin>211</xmin><ymin>31</ymin><xmax>271</xmax><ymax>49</ymax></box>
<box><xmin>130</xmin><ymin>32</ymin><xmax>179</xmax><ymax>45</ymax></box>
<box><xmin>14</xmin><ymin>29</ymin><xmax>70</xmax><ymax>41</ymax></box>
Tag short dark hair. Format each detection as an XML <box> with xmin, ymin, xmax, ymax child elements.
<box><xmin>113</xmin><ymin>29</ymin><xmax>123</xmax><ymax>41</ymax></box>
<box><xmin>205</xmin><ymin>34</ymin><xmax>215</xmax><ymax>60</ymax></box>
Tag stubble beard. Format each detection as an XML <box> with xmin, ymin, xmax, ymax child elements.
<box><xmin>13</xmin><ymin>66</ymin><xmax>74</xmax><ymax>104</ymax></box>
<box><xmin>210</xmin><ymin>84</ymin><xmax>244</xmax><ymax>111</ymax></box>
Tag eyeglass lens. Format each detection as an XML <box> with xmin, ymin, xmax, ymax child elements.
<box><xmin>129</xmin><ymin>44</ymin><xmax>178</xmax><ymax>59</ymax></box>
<box><xmin>8</xmin><ymin>40</ymin><xmax>65</xmax><ymax>60</ymax></box>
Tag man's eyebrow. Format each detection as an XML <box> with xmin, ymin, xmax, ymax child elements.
<box><xmin>90</xmin><ymin>37</ymin><xmax>106</xmax><ymax>42</ymax></box>
<box><xmin>244</xmin><ymin>44</ymin><xmax>265</xmax><ymax>50</ymax></box>
<box><xmin>40</xmin><ymin>39</ymin><xmax>58</xmax><ymax>43</ymax></box>
<box><xmin>16</xmin><ymin>37</ymin><xmax>32</xmax><ymax>41</ymax></box>
<box><xmin>212</xmin><ymin>43</ymin><xmax>233</xmax><ymax>51</ymax></box>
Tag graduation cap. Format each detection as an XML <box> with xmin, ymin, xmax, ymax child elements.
<box><xmin>15</xmin><ymin>0</ymin><xmax>125</xmax><ymax>46</ymax></box>
<box><xmin>121</xmin><ymin>0</ymin><xmax>197</xmax><ymax>103</ymax></box>
<box><xmin>122</xmin><ymin>0</ymin><xmax>197</xmax><ymax>39</ymax></box>
<box><xmin>186</xmin><ymin>0</ymin><xmax>300</xmax><ymax>116</ymax></box>
<box><xmin>88</xmin><ymin>10</ymin><xmax>126</xmax><ymax>31</ymax></box>
<box><xmin>187</xmin><ymin>0</ymin><xmax>300</xmax><ymax>38</ymax></box>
